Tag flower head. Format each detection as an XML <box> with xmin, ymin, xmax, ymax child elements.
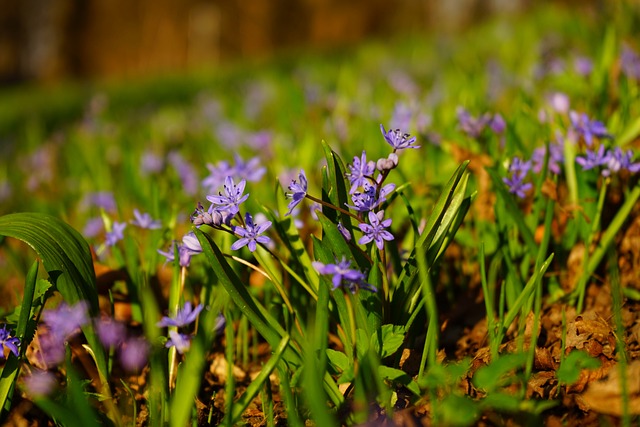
<box><xmin>190</xmin><ymin>202</ymin><xmax>223</xmax><ymax>227</ymax></box>
<box><xmin>42</xmin><ymin>301</ymin><xmax>89</xmax><ymax>341</ymax></box>
<box><xmin>157</xmin><ymin>302</ymin><xmax>204</xmax><ymax>328</ymax></box>
<box><xmin>380</xmin><ymin>124</ymin><xmax>420</xmax><ymax>150</ymax></box>
<box><xmin>165</xmin><ymin>330</ymin><xmax>191</xmax><ymax>354</ymax></box>
<box><xmin>569</xmin><ymin>111</ymin><xmax>610</xmax><ymax>146</ymax></box>
<box><xmin>346</xmin><ymin>152</ymin><xmax>375</xmax><ymax>193</ymax></box>
<box><xmin>502</xmin><ymin>157</ymin><xmax>533</xmax><ymax>199</ymax></box>
<box><xmin>130</xmin><ymin>209</ymin><xmax>162</xmax><ymax>229</ymax></box>
<box><xmin>532</xmin><ymin>137</ymin><xmax>565</xmax><ymax>175</ymax></box>
<box><xmin>576</xmin><ymin>145</ymin><xmax>608</xmax><ymax>171</ymax></box>
<box><xmin>358</xmin><ymin>210</ymin><xmax>394</xmax><ymax>250</ymax></box>
<box><xmin>601</xmin><ymin>147</ymin><xmax>640</xmax><ymax>177</ymax></box>
<box><xmin>95</xmin><ymin>317</ymin><xmax>127</xmax><ymax>348</ymax></box>
<box><xmin>456</xmin><ymin>107</ymin><xmax>492</xmax><ymax>138</ymax></box>
<box><xmin>0</xmin><ymin>324</ymin><xmax>20</xmax><ymax>358</ymax></box>
<box><xmin>105</xmin><ymin>221</ymin><xmax>126</xmax><ymax>246</ymax></box>
<box><xmin>22</xmin><ymin>370</ymin><xmax>57</xmax><ymax>397</ymax></box>
<box><xmin>231</xmin><ymin>213</ymin><xmax>272</xmax><ymax>252</ymax></box>
<box><xmin>119</xmin><ymin>337</ymin><xmax>149</xmax><ymax>372</ymax></box>
<box><xmin>312</xmin><ymin>257</ymin><xmax>376</xmax><ymax>293</ymax></box>
<box><xmin>206</xmin><ymin>176</ymin><xmax>249</xmax><ymax>217</ymax></box>
<box><xmin>346</xmin><ymin>182</ymin><xmax>395</xmax><ymax>213</ymax></box>
<box><xmin>286</xmin><ymin>170</ymin><xmax>308</xmax><ymax>216</ymax></box>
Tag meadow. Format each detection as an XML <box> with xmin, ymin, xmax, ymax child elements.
<box><xmin>1</xmin><ymin>3</ymin><xmax>640</xmax><ymax>426</ymax></box>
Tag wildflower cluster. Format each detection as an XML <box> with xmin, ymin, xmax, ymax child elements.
<box><xmin>503</xmin><ymin>109</ymin><xmax>640</xmax><ymax>198</ymax></box>
<box><xmin>191</xmin><ymin>176</ymin><xmax>272</xmax><ymax>254</ymax></box>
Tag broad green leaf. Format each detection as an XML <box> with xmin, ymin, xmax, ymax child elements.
<box><xmin>0</xmin><ymin>213</ymin><xmax>107</xmax><ymax>384</ymax></box>
<box><xmin>440</xmin><ymin>394</ymin><xmax>479</xmax><ymax>427</ymax></box>
<box><xmin>371</xmin><ymin>324</ymin><xmax>405</xmax><ymax>359</ymax></box>
<box><xmin>377</xmin><ymin>365</ymin><xmax>421</xmax><ymax>397</ymax></box>
<box><xmin>556</xmin><ymin>350</ymin><xmax>601</xmax><ymax>386</ymax></box>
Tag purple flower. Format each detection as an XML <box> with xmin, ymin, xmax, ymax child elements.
<box><xmin>22</xmin><ymin>369</ymin><xmax>57</xmax><ymax>396</ymax></box>
<box><xmin>546</xmin><ymin>92</ymin><xmax>570</xmax><ymax>114</ymax></box>
<box><xmin>105</xmin><ymin>221</ymin><xmax>127</xmax><ymax>246</ymax></box>
<box><xmin>119</xmin><ymin>337</ymin><xmax>149</xmax><ymax>372</ymax></box>
<box><xmin>231</xmin><ymin>213</ymin><xmax>272</xmax><ymax>252</ymax></box>
<box><xmin>232</xmin><ymin>153</ymin><xmax>267</xmax><ymax>183</ymax></box>
<box><xmin>456</xmin><ymin>107</ymin><xmax>492</xmax><ymax>138</ymax></box>
<box><xmin>168</xmin><ymin>151</ymin><xmax>199</xmax><ymax>196</ymax></box>
<box><xmin>83</xmin><ymin>216</ymin><xmax>104</xmax><ymax>238</ymax></box>
<box><xmin>140</xmin><ymin>151</ymin><xmax>165</xmax><ymax>176</ymax></box>
<box><xmin>358</xmin><ymin>210</ymin><xmax>394</xmax><ymax>250</ymax></box>
<box><xmin>95</xmin><ymin>317</ymin><xmax>126</xmax><ymax>348</ymax></box>
<box><xmin>157</xmin><ymin>302</ymin><xmax>204</xmax><ymax>328</ymax></box>
<box><xmin>165</xmin><ymin>330</ymin><xmax>191</xmax><ymax>354</ymax></box>
<box><xmin>346</xmin><ymin>182</ymin><xmax>395</xmax><ymax>213</ymax></box>
<box><xmin>601</xmin><ymin>147</ymin><xmax>640</xmax><ymax>177</ymax></box>
<box><xmin>130</xmin><ymin>209</ymin><xmax>162</xmax><ymax>230</ymax></box>
<box><xmin>346</xmin><ymin>152</ymin><xmax>375</xmax><ymax>193</ymax></box>
<box><xmin>532</xmin><ymin>139</ymin><xmax>565</xmax><ymax>175</ymax></box>
<box><xmin>569</xmin><ymin>111</ymin><xmax>610</xmax><ymax>146</ymax></box>
<box><xmin>206</xmin><ymin>176</ymin><xmax>249</xmax><ymax>217</ymax></box>
<box><xmin>0</xmin><ymin>324</ymin><xmax>20</xmax><ymax>358</ymax></box>
<box><xmin>202</xmin><ymin>160</ymin><xmax>234</xmax><ymax>194</ymax></box>
<box><xmin>157</xmin><ymin>233</ymin><xmax>202</xmax><ymax>267</ymax></box>
<box><xmin>337</xmin><ymin>222</ymin><xmax>352</xmax><ymax>242</ymax></box>
<box><xmin>576</xmin><ymin>145</ymin><xmax>608</xmax><ymax>171</ymax></box>
<box><xmin>502</xmin><ymin>157</ymin><xmax>533</xmax><ymax>199</ymax></box>
<box><xmin>312</xmin><ymin>257</ymin><xmax>376</xmax><ymax>293</ymax></box>
<box><xmin>286</xmin><ymin>170</ymin><xmax>308</xmax><ymax>216</ymax></box>
<box><xmin>621</xmin><ymin>44</ymin><xmax>640</xmax><ymax>80</ymax></box>
<box><xmin>42</xmin><ymin>301</ymin><xmax>89</xmax><ymax>341</ymax></box>
<box><xmin>489</xmin><ymin>114</ymin><xmax>506</xmax><ymax>135</ymax></box>
<box><xmin>574</xmin><ymin>56</ymin><xmax>593</xmax><ymax>76</ymax></box>
<box><xmin>380</xmin><ymin>124</ymin><xmax>420</xmax><ymax>150</ymax></box>
<box><xmin>82</xmin><ymin>191</ymin><xmax>116</xmax><ymax>212</ymax></box>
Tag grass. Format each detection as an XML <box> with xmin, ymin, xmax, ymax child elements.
<box><xmin>1</xmin><ymin>2</ymin><xmax>640</xmax><ymax>426</ymax></box>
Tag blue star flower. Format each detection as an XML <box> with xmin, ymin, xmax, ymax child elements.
<box><xmin>285</xmin><ymin>170</ymin><xmax>308</xmax><ymax>216</ymax></box>
<box><xmin>231</xmin><ymin>213</ymin><xmax>272</xmax><ymax>252</ymax></box>
<box><xmin>157</xmin><ymin>302</ymin><xmax>204</xmax><ymax>328</ymax></box>
<box><xmin>358</xmin><ymin>210</ymin><xmax>394</xmax><ymax>250</ymax></box>
<box><xmin>380</xmin><ymin>124</ymin><xmax>420</xmax><ymax>150</ymax></box>
<box><xmin>312</xmin><ymin>257</ymin><xmax>376</xmax><ymax>293</ymax></box>
<box><xmin>0</xmin><ymin>324</ymin><xmax>20</xmax><ymax>359</ymax></box>
<box><xmin>207</xmin><ymin>176</ymin><xmax>250</xmax><ymax>217</ymax></box>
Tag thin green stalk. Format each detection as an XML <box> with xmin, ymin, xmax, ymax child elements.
<box><xmin>223</xmin><ymin>312</ymin><xmax>236</xmax><ymax>427</ymax></box>
<box><xmin>417</xmin><ymin>245</ymin><xmax>438</xmax><ymax>379</ymax></box>
<box><xmin>608</xmin><ymin>248</ymin><xmax>630</xmax><ymax>427</ymax></box>
<box><xmin>479</xmin><ymin>245</ymin><xmax>497</xmax><ymax>358</ymax></box>
<box><xmin>576</xmin><ymin>178</ymin><xmax>609</xmax><ymax>313</ymax></box>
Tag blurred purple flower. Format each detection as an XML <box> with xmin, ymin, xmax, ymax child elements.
<box><xmin>380</xmin><ymin>124</ymin><xmax>420</xmax><ymax>150</ymax></box>
<box><xmin>621</xmin><ymin>44</ymin><xmax>640</xmax><ymax>80</ymax></box>
<box><xmin>95</xmin><ymin>317</ymin><xmax>126</xmax><ymax>348</ymax></box>
<box><xmin>157</xmin><ymin>302</ymin><xmax>204</xmax><ymax>328</ymax></box>
<box><xmin>286</xmin><ymin>170</ymin><xmax>308</xmax><ymax>216</ymax></box>
<box><xmin>165</xmin><ymin>330</ymin><xmax>191</xmax><ymax>354</ymax></box>
<box><xmin>502</xmin><ymin>157</ymin><xmax>533</xmax><ymax>199</ymax></box>
<box><xmin>140</xmin><ymin>151</ymin><xmax>165</xmax><ymax>176</ymax></box>
<box><xmin>207</xmin><ymin>176</ymin><xmax>249</xmax><ymax>217</ymax></box>
<box><xmin>231</xmin><ymin>213</ymin><xmax>272</xmax><ymax>252</ymax></box>
<box><xmin>105</xmin><ymin>221</ymin><xmax>127</xmax><ymax>246</ymax></box>
<box><xmin>489</xmin><ymin>114</ymin><xmax>506</xmax><ymax>135</ymax></box>
<box><xmin>82</xmin><ymin>191</ymin><xmax>116</xmax><ymax>212</ymax></box>
<box><xmin>601</xmin><ymin>147</ymin><xmax>640</xmax><ymax>177</ymax></box>
<box><xmin>358</xmin><ymin>211</ymin><xmax>394</xmax><ymax>250</ymax></box>
<box><xmin>22</xmin><ymin>370</ymin><xmax>57</xmax><ymax>397</ymax></box>
<box><xmin>346</xmin><ymin>152</ymin><xmax>375</xmax><ymax>194</ymax></box>
<box><xmin>337</xmin><ymin>222</ymin><xmax>352</xmax><ymax>242</ymax></box>
<box><xmin>390</xmin><ymin>102</ymin><xmax>413</xmax><ymax>131</ymax></box>
<box><xmin>569</xmin><ymin>111</ymin><xmax>610</xmax><ymax>146</ymax></box>
<box><xmin>158</xmin><ymin>233</ymin><xmax>202</xmax><ymax>267</ymax></box>
<box><xmin>532</xmin><ymin>140</ymin><xmax>565</xmax><ymax>175</ymax></box>
<box><xmin>119</xmin><ymin>337</ymin><xmax>149</xmax><ymax>373</ymax></box>
<box><xmin>0</xmin><ymin>324</ymin><xmax>20</xmax><ymax>358</ymax></box>
<box><xmin>388</xmin><ymin>70</ymin><xmax>418</xmax><ymax>96</ymax></box>
<box><xmin>574</xmin><ymin>56</ymin><xmax>593</xmax><ymax>76</ymax></box>
<box><xmin>312</xmin><ymin>257</ymin><xmax>376</xmax><ymax>293</ymax></box>
<box><xmin>457</xmin><ymin>107</ymin><xmax>492</xmax><ymax>138</ymax></box>
<box><xmin>131</xmin><ymin>209</ymin><xmax>162</xmax><ymax>230</ymax></box>
<box><xmin>232</xmin><ymin>153</ymin><xmax>266</xmax><ymax>183</ymax></box>
<box><xmin>42</xmin><ymin>301</ymin><xmax>89</xmax><ymax>341</ymax></box>
<box><xmin>83</xmin><ymin>216</ymin><xmax>104</xmax><ymax>238</ymax></box>
<box><xmin>202</xmin><ymin>160</ymin><xmax>234</xmax><ymax>194</ymax></box>
<box><xmin>168</xmin><ymin>151</ymin><xmax>199</xmax><ymax>196</ymax></box>
<box><xmin>576</xmin><ymin>145</ymin><xmax>607</xmax><ymax>171</ymax></box>
<box><xmin>546</xmin><ymin>92</ymin><xmax>570</xmax><ymax>114</ymax></box>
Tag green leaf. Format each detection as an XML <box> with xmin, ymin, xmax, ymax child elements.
<box><xmin>556</xmin><ymin>350</ymin><xmax>601</xmax><ymax>386</ymax></box>
<box><xmin>326</xmin><ymin>349</ymin><xmax>350</xmax><ymax>373</ymax></box>
<box><xmin>377</xmin><ymin>366</ymin><xmax>421</xmax><ymax>397</ymax></box>
<box><xmin>472</xmin><ymin>353</ymin><xmax>528</xmax><ymax>392</ymax></box>
<box><xmin>0</xmin><ymin>213</ymin><xmax>107</xmax><ymax>384</ymax></box>
<box><xmin>439</xmin><ymin>394</ymin><xmax>480</xmax><ymax>427</ymax></box>
<box><xmin>371</xmin><ymin>324</ymin><xmax>405</xmax><ymax>359</ymax></box>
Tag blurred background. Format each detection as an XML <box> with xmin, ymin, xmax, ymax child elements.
<box><xmin>0</xmin><ymin>0</ymin><xmax>543</xmax><ymax>85</ymax></box>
